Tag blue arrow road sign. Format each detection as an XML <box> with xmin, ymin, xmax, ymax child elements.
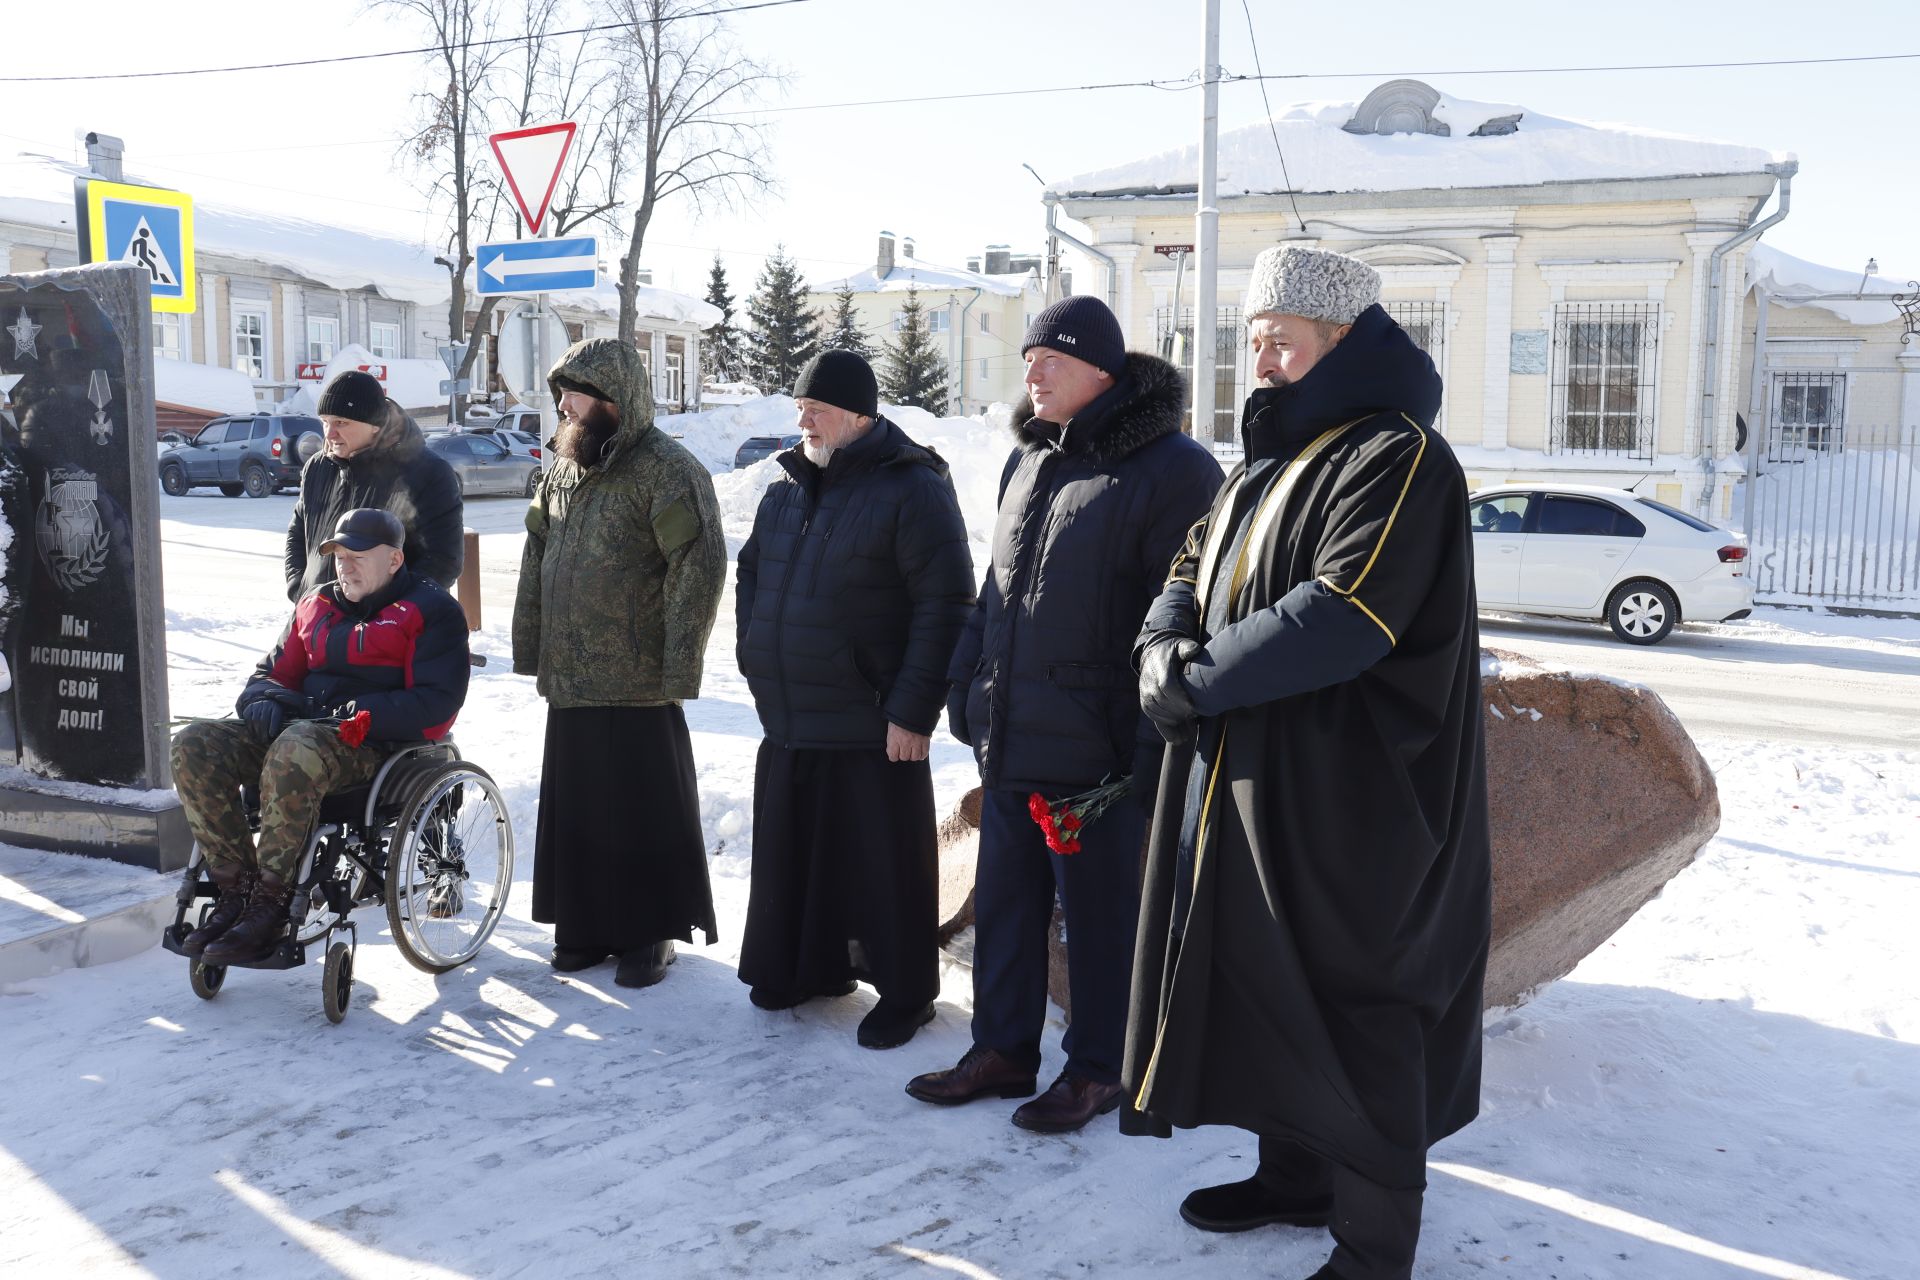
<box><xmin>475</xmin><ymin>237</ymin><xmax>599</xmax><ymax>295</ymax></box>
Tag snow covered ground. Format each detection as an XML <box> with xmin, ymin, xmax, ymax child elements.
<box><xmin>2</xmin><ymin>403</ymin><xmax>1916</xmax><ymax>1278</ymax></box>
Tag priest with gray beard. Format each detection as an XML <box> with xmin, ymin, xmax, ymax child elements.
<box><xmin>734</xmin><ymin>350</ymin><xmax>975</xmax><ymax>1049</ymax></box>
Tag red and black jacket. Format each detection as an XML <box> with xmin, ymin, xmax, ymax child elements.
<box><xmin>239</xmin><ymin>567</ymin><xmax>470</xmax><ymax>742</ymax></box>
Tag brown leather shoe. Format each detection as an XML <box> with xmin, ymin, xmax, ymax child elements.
<box><xmin>905</xmin><ymin>1045</ymin><xmax>1038</xmax><ymax>1106</ymax></box>
<box><xmin>1010</xmin><ymin>1071</ymin><xmax>1125</xmax><ymax>1133</ymax></box>
<box><xmin>182</xmin><ymin>863</ymin><xmax>255</xmax><ymax>956</ymax></box>
<box><xmin>201</xmin><ymin>871</ymin><xmax>293</xmax><ymax>965</ymax></box>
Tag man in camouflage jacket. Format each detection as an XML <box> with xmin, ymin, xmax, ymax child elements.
<box><xmin>512</xmin><ymin>337</ymin><xmax>726</xmax><ymax>988</ymax></box>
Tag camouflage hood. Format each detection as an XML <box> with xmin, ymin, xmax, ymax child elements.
<box><xmin>547</xmin><ymin>337</ymin><xmax>656</xmax><ymax>469</ymax></box>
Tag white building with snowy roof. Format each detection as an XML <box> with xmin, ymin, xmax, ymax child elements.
<box><xmin>1048</xmin><ymin>78</ymin><xmax>1802</xmax><ymax>518</ymax></box>
<box><xmin>807</xmin><ymin>232</ymin><xmax>1044</xmax><ymax>414</ymax></box>
<box><xmin>0</xmin><ymin>147</ymin><xmax>719</xmax><ymax>427</ymax></box>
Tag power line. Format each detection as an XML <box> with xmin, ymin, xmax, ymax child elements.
<box><xmin>0</xmin><ymin>0</ymin><xmax>816</xmax><ymax>83</ymax></box>
<box><xmin>1230</xmin><ymin>49</ymin><xmax>1920</xmax><ymax>84</ymax></box>
<box><xmin>1238</xmin><ymin>0</ymin><xmax>1305</xmax><ymax>234</ymax></box>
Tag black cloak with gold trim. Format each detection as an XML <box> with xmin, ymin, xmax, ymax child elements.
<box><xmin>1120</xmin><ymin>304</ymin><xmax>1492</xmax><ymax>1192</ymax></box>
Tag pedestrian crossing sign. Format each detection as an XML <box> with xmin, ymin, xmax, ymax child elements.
<box><xmin>76</xmin><ymin>179</ymin><xmax>196</xmax><ymax>314</ymax></box>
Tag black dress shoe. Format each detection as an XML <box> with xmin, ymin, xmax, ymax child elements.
<box><xmin>905</xmin><ymin>1045</ymin><xmax>1038</xmax><ymax>1105</ymax></box>
<box><xmin>856</xmin><ymin>1000</ymin><xmax>935</xmax><ymax>1050</ymax></box>
<box><xmin>1178</xmin><ymin>1176</ymin><xmax>1334</xmax><ymax>1232</ymax></box>
<box><xmin>1009</xmin><ymin>1071</ymin><xmax>1125</xmax><ymax>1133</ymax></box>
<box><xmin>552</xmin><ymin>947</ymin><xmax>611</xmax><ymax>973</ymax></box>
<box><xmin>749</xmin><ymin>979</ymin><xmax>858</xmax><ymax>1011</ymax></box>
<box><xmin>614</xmin><ymin>940</ymin><xmax>675</xmax><ymax>988</ymax></box>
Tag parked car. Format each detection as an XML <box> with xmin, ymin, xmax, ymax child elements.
<box><xmin>467</xmin><ymin>424</ymin><xmax>544</xmax><ymax>468</ymax></box>
<box><xmin>733</xmin><ymin>433</ymin><xmax>801</xmax><ymax>469</ymax></box>
<box><xmin>1469</xmin><ymin>483</ymin><xmax>1752</xmax><ymax>644</ymax></box>
<box><xmin>466</xmin><ymin>404</ymin><xmax>542</xmax><ymax>434</ymax></box>
<box><xmin>426</xmin><ymin>432</ymin><xmax>541</xmax><ymax>497</ymax></box>
<box><xmin>158</xmin><ymin>414</ymin><xmax>323</xmax><ymax>498</ymax></box>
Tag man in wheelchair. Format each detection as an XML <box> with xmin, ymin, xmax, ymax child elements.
<box><xmin>171</xmin><ymin>507</ymin><xmax>472</xmax><ymax>966</ymax></box>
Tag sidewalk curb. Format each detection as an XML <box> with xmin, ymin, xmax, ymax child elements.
<box><xmin>0</xmin><ymin>893</ymin><xmax>175</xmax><ymax>986</ymax></box>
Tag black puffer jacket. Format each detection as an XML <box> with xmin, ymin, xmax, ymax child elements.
<box><xmin>950</xmin><ymin>352</ymin><xmax>1224</xmax><ymax>791</ymax></box>
<box><xmin>283</xmin><ymin>410</ymin><xmax>463</xmax><ymax>600</ymax></box>
<box><xmin>735</xmin><ymin>417</ymin><xmax>975</xmax><ymax>748</ymax></box>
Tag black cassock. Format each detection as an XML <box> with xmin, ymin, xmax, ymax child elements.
<box><xmin>1122</xmin><ymin>306</ymin><xmax>1492</xmax><ymax>1194</ymax></box>
<box><xmin>531</xmin><ymin>704</ymin><xmax>719</xmax><ymax>951</ymax></box>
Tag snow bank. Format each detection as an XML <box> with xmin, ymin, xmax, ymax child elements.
<box><xmin>152</xmin><ymin>360</ymin><xmax>258</xmax><ymax>415</ymax></box>
<box><xmin>662</xmin><ymin>395</ymin><xmax>797</xmax><ymax>475</ymax></box>
<box><xmin>1747</xmin><ymin>243</ymin><xmax>1912</xmax><ymax>326</ymax></box>
<box><xmin>1052</xmin><ymin>95</ymin><xmax>1779</xmax><ymax>197</ymax></box>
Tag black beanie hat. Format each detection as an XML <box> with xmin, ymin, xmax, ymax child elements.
<box><xmin>793</xmin><ymin>349</ymin><xmax>879</xmax><ymax>418</ymax></box>
<box><xmin>551</xmin><ymin>372</ymin><xmax>616</xmax><ymax>404</ymax></box>
<box><xmin>316</xmin><ymin>370</ymin><xmax>389</xmax><ymax>426</ymax></box>
<box><xmin>1021</xmin><ymin>296</ymin><xmax>1127</xmax><ymax>379</ymax></box>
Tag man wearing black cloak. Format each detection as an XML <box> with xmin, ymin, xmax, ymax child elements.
<box><xmin>1124</xmin><ymin>246</ymin><xmax>1492</xmax><ymax>1280</ymax></box>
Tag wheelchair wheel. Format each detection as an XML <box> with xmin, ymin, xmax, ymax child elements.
<box><xmin>385</xmin><ymin>762</ymin><xmax>515</xmax><ymax>974</ymax></box>
<box><xmin>190</xmin><ymin>959</ymin><xmax>226</xmax><ymax>1000</ymax></box>
<box><xmin>322</xmin><ymin>941</ymin><xmax>353</xmax><ymax>1024</ymax></box>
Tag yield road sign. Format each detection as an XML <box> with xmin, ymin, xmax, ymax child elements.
<box><xmin>475</xmin><ymin>237</ymin><xmax>598</xmax><ymax>295</ymax></box>
<box><xmin>75</xmin><ymin>179</ymin><xmax>196</xmax><ymax>313</ymax></box>
<box><xmin>488</xmin><ymin>122</ymin><xmax>577</xmax><ymax>234</ymax></box>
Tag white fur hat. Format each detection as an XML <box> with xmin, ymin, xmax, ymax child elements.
<box><xmin>1242</xmin><ymin>246</ymin><xmax>1380</xmax><ymax>325</ymax></box>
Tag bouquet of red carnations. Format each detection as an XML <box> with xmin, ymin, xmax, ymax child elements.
<box><xmin>1027</xmin><ymin>775</ymin><xmax>1133</xmax><ymax>855</ymax></box>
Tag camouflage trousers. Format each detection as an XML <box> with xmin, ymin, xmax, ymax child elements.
<box><xmin>171</xmin><ymin>718</ymin><xmax>383</xmax><ymax>881</ymax></box>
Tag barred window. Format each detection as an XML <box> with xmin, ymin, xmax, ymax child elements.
<box><xmin>1769</xmin><ymin>372</ymin><xmax>1846</xmax><ymax>459</ymax></box>
<box><xmin>1385</xmin><ymin>301</ymin><xmax>1446</xmax><ymax>431</ymax></box>
<box><xmin>1550</xmin><ymin>303</ymin><xmax>1659</xmax><ymax>458</ymax></box>
<box><xmin>1152</xmin><ymin>304</ymin><xmax>1240</xmax><ymax>443</ymax></box>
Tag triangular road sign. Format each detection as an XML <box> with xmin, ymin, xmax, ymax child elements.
<box><xmin>118</xmin><ymin>214</ymin><xmax>178</xmax><ymax>287</ymax></box>
<box><xmin>489</xmin><ymin>122</ymin><xmax>578</xmax><ymax>235</ymax></box>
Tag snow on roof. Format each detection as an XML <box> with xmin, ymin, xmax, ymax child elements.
<box><xmin>1051</xmin><ymin>91</ymin><xmax>1781</xmax><ymax>199</ymax></box>
<box><xmin>152</xmin><ymin>359</ymin><xmax>257</xmax><ymax>415</ymax></box>
<box><xmin>1747</xmin><ymin>243</ymin><xmax>1911</xmax><ymax>327</ymax></box>
<box><xmin>0</xmin><ymin>154</ymin><xmax>718</xmax><ymax>326</ymax></box>
<box><xmin>812</xmin><ymin>255</ymin><xmax>1033</xmax><ymax>298</ymax></box>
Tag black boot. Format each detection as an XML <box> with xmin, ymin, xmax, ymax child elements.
<box><xmin>614</xmin><ymin>940</ymin><xmax>675</xmax><ymax>989</ymax></box>
<box><xmin>1178</xmin><ymin>1177</ymin><xmax>1333</xmax><ymax>1232</ymax></box>
<box><xmin>202</xmin><ymin>871</ymin><xmax>293</xmax><ymax>965</ymax></box>
<box><xmin>182</xmin><ymin>863</ymin><xmax>255</xmax><ymax>957</ymax></box>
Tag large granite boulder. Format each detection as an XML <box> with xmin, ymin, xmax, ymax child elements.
<box><xmin>939</xmin><ymin>649</ymin><xmax>1721</xmax><ymax>1017</ymax></box>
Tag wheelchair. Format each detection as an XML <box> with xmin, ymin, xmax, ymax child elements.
<box><xmin>160</xmin><ymin>741</ymin><xmax>515</xmax><ymax>1023</ymax></box>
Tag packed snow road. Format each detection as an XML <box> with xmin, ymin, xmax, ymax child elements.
<box><xmin>1480</xmin><ymin>612</ymin><xmax>1920</xmax><ymax>751</ymax></box>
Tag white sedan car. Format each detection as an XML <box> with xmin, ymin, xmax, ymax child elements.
<box><xmin>1468</xmin><ymin>483</ymin><xmax>1753</xmax><ymax>644</ymax></box>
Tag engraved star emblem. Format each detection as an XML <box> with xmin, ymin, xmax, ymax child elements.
<box><xmin>7</xmin><ymin>308</ymin><xmax>41</xmax><ymax>360</ymax></box>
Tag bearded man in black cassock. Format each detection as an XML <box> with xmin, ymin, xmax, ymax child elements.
<box><xmin>1124</xmin><ymin>246</ymin><xmax>1492</xmax><ymax>1280</ymax></box>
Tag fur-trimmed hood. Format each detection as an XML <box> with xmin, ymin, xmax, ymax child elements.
<box><xmin>1011</xmin><ymin>351</ymin><xmax>1187</xmax><ymax>463</ymax></box>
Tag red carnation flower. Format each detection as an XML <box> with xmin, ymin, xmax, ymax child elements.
<box><xmin>338</xmin><ymin>709</ymin><xmax>372</xmax><ymax>748</ymax></box>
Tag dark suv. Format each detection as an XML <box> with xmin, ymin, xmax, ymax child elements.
<box><xmin>158</xmin><ymin>414</ymin><xmax>324</xmax><ymax>498</ymax></box>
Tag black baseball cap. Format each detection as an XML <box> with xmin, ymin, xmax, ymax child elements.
<box><xmin>319</xmin><ymin>507</ymin><xmax>405</xmax><ymax>555</ymax></box>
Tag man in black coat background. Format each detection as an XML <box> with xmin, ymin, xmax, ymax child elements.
<box><xmin>735</xmin><ymin>350</ymin><xmax>975</xmax><ymax>1050</ymax></box>
<box><xmin>283</xmin><ymin>370</ymin><xmax>463</xmax><ymax>600</ymax></box>
<box><xmin>1125</xmin><ymin>246</ymin><xmax>1493</xmax><ymax>1280</ymax></box>
<box><xmin>906</xmin><ymin>297</ymin><xmax>1222</xmax><ymax>1133</ymax></box>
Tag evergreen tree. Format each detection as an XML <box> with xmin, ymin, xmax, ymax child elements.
<box><xmin>744</xmin><ymin>244</ymin><xmax>821</xmax><ymax>394</ymax></box>
<box><xmin>821</xmin><ymin>283</ymin><xmax>876</xmax><ymax>363</ymax></box>
<box><xmin>701</xmin><ymin>254</ymin><xmax>747</xmax><ymax>383</ymax></box>
<box><xmin>879</xmin><ymin>286</ymin><xmax>950</xmax><ymax>411</ymax></box>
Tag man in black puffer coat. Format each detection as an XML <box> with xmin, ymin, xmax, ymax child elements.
<box><xmin>905</xmin><ymin>297</ymin><xmax>1223</xmax><ymax>1132</ymax></box>
<box><xmin>283</xmin><ymin>370</ymin><xmax>463</xmax><ymax>600</ymax></box>
<box><xmin>736</xmin><ymin>350</ymin><xmax>975</xmax><ymax>1051</ymax></box>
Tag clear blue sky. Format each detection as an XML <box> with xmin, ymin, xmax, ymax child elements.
<box><xmin>4</xmin><ymin>0</ymin><xmax>1911</xmax><ymax>302</ymax></box>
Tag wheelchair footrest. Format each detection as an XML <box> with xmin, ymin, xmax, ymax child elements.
<box><xmin>160</xmin><ymin>928</ymin><xmax>306</xmax><ymax>970</ymax></box>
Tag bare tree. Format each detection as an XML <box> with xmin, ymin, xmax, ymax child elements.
<box><xmin>601</xmin><ymin>0</ymin><xmax>779</xmax><ymax>346</ymax></box>
<box><xmin>379</xmin><ymin>0</ymin><xmax>519</xmax><ymax>404</ymax></box>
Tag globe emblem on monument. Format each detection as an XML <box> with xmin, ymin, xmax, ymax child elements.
<box><xmin>35</xmin><ymin>471</ymin><xmax>110</xmax><ymax>593</ymax></box>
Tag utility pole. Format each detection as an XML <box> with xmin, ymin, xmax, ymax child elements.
<box><xmin>1193</xmin><ymin>0</ymin><xmax>1222</xmax><ymax>445</ymax></box>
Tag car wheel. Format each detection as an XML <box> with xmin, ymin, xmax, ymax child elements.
<box><xmin>240</xmin><ymin>462</ymin><xmax>271</xmax><ymax>499</ymax></box>
<box><xmin>1607</xmin><ymin>580</ymin><xmax>1678</xmax><ymax>645</ymax></box>
<box><xmin>159</xmin><ymin>464</ymin><xmax>188</xmax><ymax>497</ymax></box>
<box><xmin>524</xmin><ymin>470</ymin><xmax>539</xmax><ymax>498</ymax></box>
<box><xmin>218</xmin><ymin>483</ymin><xmax>244</xmax><ymax>498</ymax></box>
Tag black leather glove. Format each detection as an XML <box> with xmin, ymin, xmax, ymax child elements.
<box><xmin>945</xmin><ymin>685</ymin><xmax>973</xmax><ymax>748</ymax></box>
<box><xmin>242</xmin><ymin>698</ymin><xmax>286</xmax><ymax>745</ymax></box>
<box><xmin>1138</xmin><ymin>636</ymin><xmax>1201</xmax><ymax>744</ymax></box>
<box><xmin>254</xmin><ymin>683</ymin><xmax>315</xmax><ymax>718</ymax></box>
